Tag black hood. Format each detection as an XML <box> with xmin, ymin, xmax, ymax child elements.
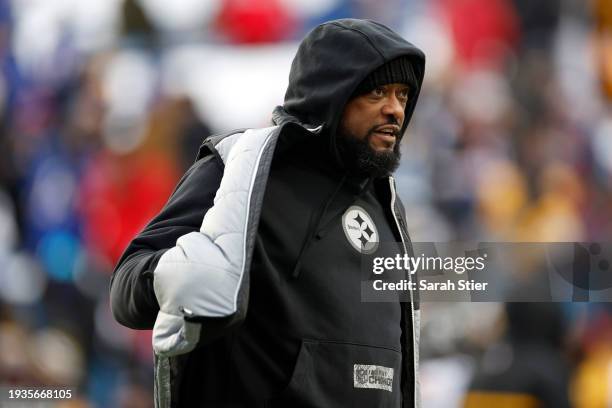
<box><xmin>273</xmin><ymin>19</ymin><xmax>425</xmax><ymax>141</ymax></box>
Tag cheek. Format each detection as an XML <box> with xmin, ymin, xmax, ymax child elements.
<box><xmin>347</xmin><ymin>112</ymin><xmax>375</xmax><ymax>139</ymax></box>
<box><xmin>340</xmin><ymin>100</ymin><xmax>379</xmax><ymax>138</ymax></box>
<box><xmin>347</xmin><ymin>119</ymin><xmax>368</xmax><ymax>139</ymax></box>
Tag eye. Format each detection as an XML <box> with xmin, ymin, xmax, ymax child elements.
<box><xmin>397</xmin><ymin>88</ymin><xmax>410</xmax><ymax>102</ymax></box>
<box><xmin>371</xmin><ymin>87</ymin><xmax>385</xmax><ymax>97</ymax></box>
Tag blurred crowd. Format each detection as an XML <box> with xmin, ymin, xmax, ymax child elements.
<box><xmin>0</xmin><ymin>0</ymin><xmax>611</xmax><ymax>406</ymax></box>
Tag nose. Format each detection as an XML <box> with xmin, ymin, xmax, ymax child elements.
<box><xmin>381</xmin><ymin>95</ymin><xmax>405</xmax><ymax>126</ymax></box>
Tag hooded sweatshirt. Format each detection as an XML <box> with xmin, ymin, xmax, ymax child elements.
<box><xmin>110</xmin><ymin>19</ymin><xmax>425</xmax><ymax>408</ymax></box>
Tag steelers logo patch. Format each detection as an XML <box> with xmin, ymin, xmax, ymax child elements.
<box><xmin>342</xmin><ymin>206</ymin><xmax>379</xmax><ymax>254</ymax></box>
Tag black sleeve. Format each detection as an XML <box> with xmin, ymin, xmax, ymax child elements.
<box><xmin>110</xmin><ymin>155</ymin><xmax>224</xmax><ymax>329</ymax></box>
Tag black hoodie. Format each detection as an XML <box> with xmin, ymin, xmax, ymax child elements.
<box><xmin>276</xmin><ymin>19</ymin><xmax>425</xmax><ymax>167</ymax></box>
<box><xmin>110</xmin><ymin>19</ymin><xmax>425</xmax><ymax>408</ymax></box>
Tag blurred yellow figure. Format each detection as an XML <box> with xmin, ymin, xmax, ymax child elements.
<box><xmin>594</xmin><ymin>0</ymin><xmax>612</xmax><ymax>99</ymax></box>
<box><xmin>462</xmin><ymin>303</ymin><xmax>571</xmax><ymax>408</ymax></box>
<box><xmin>573</xmin><ymin>345</ymin><xmax>612</xmax><ymax>408</ymax></box>
<box><xmin>463</xmin><ymin>391</ymin><xmax>541</xmax><ymax>408</ymax></box>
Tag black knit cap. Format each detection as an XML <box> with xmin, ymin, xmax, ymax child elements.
<box><xmin>352</xmin><ymin>56</ymin><xmax>417</xmax><ymax>97</ymax></box>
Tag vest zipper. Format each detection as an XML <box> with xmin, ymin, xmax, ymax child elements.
<box><xmin>388</xmin><ymin>176</ymin><xmax>417</xmax><ymax>408</ymax></box>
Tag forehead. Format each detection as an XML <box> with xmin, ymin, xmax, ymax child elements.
<box><xmin>376</xmin><ymin>83</ymin><xmax>410</xmax><ymax>90</ymax></box>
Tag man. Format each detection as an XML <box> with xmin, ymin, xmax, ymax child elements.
<box><xmin>110</xmin><ymin>18</ymin><xmax>425</xmax><ymax>408</ymax></box>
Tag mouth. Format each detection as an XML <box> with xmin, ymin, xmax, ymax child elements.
<box><xmin>370</xmin><ymin>128</ymin><xmax>398</xmax><ymax>149</ymax></box>
<box><xmin>372</xmin><ymin>131</ymin><xmax>396</xmax><ymax>142</ymax></box>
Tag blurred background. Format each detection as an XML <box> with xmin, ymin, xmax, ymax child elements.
<box><xmin>0</xmin><ymin>0</ymin><xmax>610</xmax><ymax>406</ymax></box>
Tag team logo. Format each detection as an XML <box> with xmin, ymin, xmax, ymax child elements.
<box><xmin>342</xmin><ymin>206</ymin><xmax>379</xmax><ymax>254</ymax></box>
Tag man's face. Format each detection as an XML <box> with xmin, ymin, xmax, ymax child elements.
<box><xmin>340</xmin><ymin>83</ymin><xmax>409</xmax><ymax>152</ymax></box>
<box><xmin>337</xmin><ymin>83</ymin><xmax>410</xmax><ymax>177</ymax></box>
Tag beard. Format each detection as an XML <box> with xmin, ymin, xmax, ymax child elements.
<box><xmin>336</xmin><ymin>125</ymin><xmax>402</xmax><ymax>178</ymax></box>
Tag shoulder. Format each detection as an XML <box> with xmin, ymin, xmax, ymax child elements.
<box><xmin>197</xmin><ymin>126</ymin><xmax>280</xmax><ymax>163</ymax></box>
